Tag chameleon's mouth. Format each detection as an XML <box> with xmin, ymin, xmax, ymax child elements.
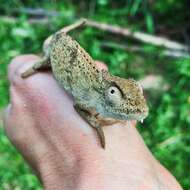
<box><xmin>103</xmin><ymin>109</ymin><xmax>148</xmax><ymax>122</ymax></box>
<box><xmin>113</xmin><ymin>106</ymin><xmax>149</xmax><ymax>122</ymax></box>
<box><xmin>100</xmin><ymin>104</ymin><xmax>149</xmax><ymax>122</ymax></box>
<box><xmin>135</xmin><ymin>112</ymin><xmax>149</xmax><ymax>123</ymax></box>
<box><xmin>125</xmin><ymin>105</ymin><xmax>149</xmax><ymax>122</ymax></box>
<box><xmin>121</xmin><ymin>112</ymin><xmax>148</xmax><ymax>122</ymax></box>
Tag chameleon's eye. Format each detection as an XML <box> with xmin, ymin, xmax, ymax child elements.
<box><xmin>108</xmin><ymin>86</ymin><xmax>120</xmax><ymax>95</ymax></box>
<box><xmin>106</xmin><ymin>86</ymin><xmax>122</xmax><ymax>105</ymax></box>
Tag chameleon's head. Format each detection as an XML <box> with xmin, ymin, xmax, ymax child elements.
<box><xmin>99</xmin><ymin>71</ymin><xmax>148</xmax><ymax>122</ymax></box>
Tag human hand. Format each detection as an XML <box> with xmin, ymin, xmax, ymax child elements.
<box><xmin>3</xmin><ymin>55</ymin><xmax>183</xmax><ymax>190</ymax></box>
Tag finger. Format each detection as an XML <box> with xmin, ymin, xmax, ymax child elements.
<box><xmin>8</xmin><ymin>54</ymin><xmax>40</xmax><ymax>81</ymax></box>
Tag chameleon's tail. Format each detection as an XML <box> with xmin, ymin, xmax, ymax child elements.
<box><xmin>43</xmin><ymin>18</ymin><xmax>87</xmax><ymax>52</ymax></box>
<box><xmin>59</xmin><ymin>18</ymin><xmax>87</xmax><ymax>34</ymax></box>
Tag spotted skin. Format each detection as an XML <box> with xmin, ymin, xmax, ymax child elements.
<box><xmin>21</xmin><ymin>19</ymin><xmax>148</xmax><ymax>148</ymax></box>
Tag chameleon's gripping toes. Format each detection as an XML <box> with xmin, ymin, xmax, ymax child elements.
<box><xmin>21</xmin><ymin>19</ymin><xmax>148</xmax><ymax>148</ymax></box>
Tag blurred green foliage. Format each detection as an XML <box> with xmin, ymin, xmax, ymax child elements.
<box><xmin>0</xmin><ymin>0</ymin><xmax>190</xmax><ymax>189</ymax></box>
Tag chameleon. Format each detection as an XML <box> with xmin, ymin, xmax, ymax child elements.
<box><xmin>21</xmin><ymin>19</ymin><xmax>148</xmax><ymax>148</ymax></box>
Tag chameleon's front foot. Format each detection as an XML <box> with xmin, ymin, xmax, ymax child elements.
<box><xmin>74</xmin><ymin>104</ymin><xmax>105</xmax><ymax>149</ymax></box>
<box><xmin>95</xmin><ymin>126</ymin><xmax>105</xmax><ymax>149</ymax></box>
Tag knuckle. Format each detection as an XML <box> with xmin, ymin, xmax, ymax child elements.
<box><xmin>8</xmin><ymin>55</ymin><xmax>27</xmax><ymax>72</ymax></box>
<box><xmin>11</xmin><ymin>65</ymin><xmax>24</xmax><ymax>87</ymax></box>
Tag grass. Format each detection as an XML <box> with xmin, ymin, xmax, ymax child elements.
<box><xmin>0</xmin><ymin>1</ymin><xmax>190</xmax><ymax>189</ymax></box>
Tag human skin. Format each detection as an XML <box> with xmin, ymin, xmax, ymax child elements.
<box><xmin>3</xmin><ymin>55</ymin><xmax>183</xmax><ymax>190</ymax></box>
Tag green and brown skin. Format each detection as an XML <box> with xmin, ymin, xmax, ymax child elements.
<box><xmin>21</xmin><ymin>19</ymin><xmax>148</xmax><ymax>148</ymax></box>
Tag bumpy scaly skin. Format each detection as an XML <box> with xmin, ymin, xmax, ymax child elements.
<box><xmin>50</xmin><ymin>33</ymin><xmax>101</xmax><ymax>98</ymax></box>
<box><xmin>21</xmin><ymin>19</ymin><xmax>148</xmax><ymax>148</ymax></box>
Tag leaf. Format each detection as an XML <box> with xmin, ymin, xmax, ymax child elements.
<box><xmin>145</xmin><ymin>12</ymin><xmax>154</xmax><ymax>33</ymax></box>
<box><xmin>130</xmin><ymin>0</ymin><xmax>142</xmax><ymax>16</ymax></box>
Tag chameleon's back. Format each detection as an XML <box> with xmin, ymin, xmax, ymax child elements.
<box><xmin>49</xmin><ymin>32</ymin><xmax>101</xmax><ymax>99</ymax></box>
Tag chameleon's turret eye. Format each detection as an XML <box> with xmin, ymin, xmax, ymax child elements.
<box><xmin>105</xmin><ymin>86</ymin><xmax>122</xmax><ymax>105</ymax></box>
<box><xmin>108</xmin><ymin>86</ymin><xmax>120</xmax><ymax>95</ymax></box>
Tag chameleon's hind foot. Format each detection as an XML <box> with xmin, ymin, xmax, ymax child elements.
<box><xmin>21</xmin><ymin>67</ymin><xmax>36</xmax><ymax>78</ymax></box>
<box><xmin>21</xmin><ymin>56</ymin><xmax>50</xmax><ymax>78</ymax></box>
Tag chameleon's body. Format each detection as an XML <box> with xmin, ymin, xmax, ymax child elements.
<box><xmin>22</xmin><ymin>19</ymin><xmax>148</xmax><ymax>148</ymax></box>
